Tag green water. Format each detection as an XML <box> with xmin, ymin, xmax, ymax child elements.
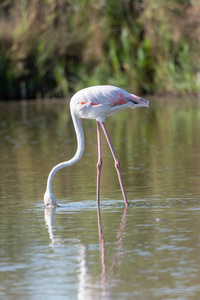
<box><xmin>0</xmin><ymin>97</ymin><xmax>200</xmax><ymax>299</ymax></box>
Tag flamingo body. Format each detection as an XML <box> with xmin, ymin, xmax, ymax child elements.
<box><xmin>70</xmin><ymin>85</ymin><xmax>149</xmax><ymax>123</ymax></box>
<box><xmin>44</xmin><ymin>85</ymin><xmax>149</xmax><ymax>207</ymax></box>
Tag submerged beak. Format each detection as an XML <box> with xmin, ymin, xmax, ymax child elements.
<box><xmin>131</xmin><ymin>94</ymin><xmax>149</xmax><ymax>108</ymax></box>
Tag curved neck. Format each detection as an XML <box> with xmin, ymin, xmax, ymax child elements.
<box><xmin>46</xmin><ymin>114</ymin><xmax>84</xmax><ymax>192</ymax></box>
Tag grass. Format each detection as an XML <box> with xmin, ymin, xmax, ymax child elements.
<box><xmin>0</xmin><ymin>0</ymin><xmax>199</xmax><ymax>100</ymax></box>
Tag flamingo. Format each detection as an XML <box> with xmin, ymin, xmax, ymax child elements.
<box><xmin>44</xmin><ymin>85</ymin><xmax>149</xmax><ymax>207</ymax></box>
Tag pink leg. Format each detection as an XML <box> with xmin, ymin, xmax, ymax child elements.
<box><xmin>97</xmin><ymin>121</ymin><xmax>102</xmax><ymax>206</ymax></box>
<box><xmin>100</xmin><ymin>122</ymin><xmax>129</xmax><ymax>207</ymax></box>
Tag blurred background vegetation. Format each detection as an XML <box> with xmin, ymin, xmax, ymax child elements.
<box><xmin>0</xmin><ymin>0</ymin><xmax>200</xmax><ymax>100</ymax></box>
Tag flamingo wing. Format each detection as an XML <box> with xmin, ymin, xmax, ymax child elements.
<box><xmin>77</xmin><ymin>86</ymin><xmax>130</xmax><ymax>107</ymax></box>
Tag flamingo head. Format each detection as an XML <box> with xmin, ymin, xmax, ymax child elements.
<box><xmin>44</xmin><ymin>189</ymin><xmax>57</xmax><ymax>207</ymax></box>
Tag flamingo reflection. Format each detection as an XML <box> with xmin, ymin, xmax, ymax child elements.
<box><xmin>44</xmin><ymin>205</ymin><xmax>128</xmax><ymax>298</ymax></box>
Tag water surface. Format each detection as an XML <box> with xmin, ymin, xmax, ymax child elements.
<box><xmin>0</xmin><ymin>97</ymin><xmax>200</xmax><ymax>299</ymax></box>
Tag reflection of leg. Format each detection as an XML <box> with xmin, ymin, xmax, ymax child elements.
<box><xmin>97</xmin><ymin>206</ymin><xmax>106</xmax><ymax>294</ymax></box>
<box><xmin>97</xmin><ymin>121</ymin><xmax>102</xmax><ymax>206</ymax></box>
<box><xmin>100</xmin><ymin>122</ymin><xmax>129</xmax><ymax>207</ymax></box>
<box><xmin>117</xmin><ymin>205</ymin><xmax>128</xmax><ymax>248</ymax></box>
<box><xmin>114</xmin><ymin>206</ymin><xmax>128</xmax><ymax>270</ymax></box>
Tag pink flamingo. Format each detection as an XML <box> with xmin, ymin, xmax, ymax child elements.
<box><xmin>44</xmin><ymin>85</ymin><xmax>149</xmax><ymax>207</ymax></box>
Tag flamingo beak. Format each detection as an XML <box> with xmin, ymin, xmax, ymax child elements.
<box><xmin>131</xmin><ymin>94</ymin><xmax>149</xmax><ymax>107</ymax></box>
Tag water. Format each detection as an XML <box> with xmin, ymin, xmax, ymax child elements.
<box><xmin>0</xmin><ymin>97</ymin><xmax>200</xmax><ymax>299</ymax></box>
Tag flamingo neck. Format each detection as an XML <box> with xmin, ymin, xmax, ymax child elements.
<box><xmin>46</xmin><ymin>113</ymin><xmax>84</xmax><ymax>193</ymax></box>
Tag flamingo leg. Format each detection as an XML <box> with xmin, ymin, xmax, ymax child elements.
<box><xmin>97</xmin><ymin>121</ymin><xmax>103</xmax><ymax>206</ymax></box>
<box><xmin>100</xmin><ymin>122</ymin><xmax>129</xmax><ymax>207</ymax></box>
